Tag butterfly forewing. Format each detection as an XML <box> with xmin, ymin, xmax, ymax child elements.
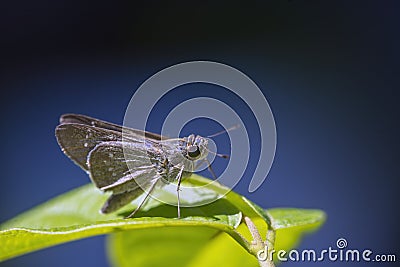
<box><xmin>60</xmin><ymin>114</ymin><xmax>125</xmax><ymax>133</ymax></box>
<box><xmin>55</xmin><ymin>123</ymin><xmax>123</xmax><ymax>171</ymax></box>
<box><xmin>60</xmin><ymin>113</ymin><xmax>165</xmax><ymax>140</ymax></box>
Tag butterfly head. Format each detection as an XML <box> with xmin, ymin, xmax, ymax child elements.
<box><xmin>184</xmin><ymin>134</ymin><xmax>209</xmax><ymax>161</ymax></box>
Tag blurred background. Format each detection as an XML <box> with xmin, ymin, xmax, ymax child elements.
<box><xmin>0</xmin><ymin>1</ymin><xmax>399</xmax><ymax>266</ymax></box>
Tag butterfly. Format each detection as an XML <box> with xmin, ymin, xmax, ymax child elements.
<box><xmin>55</xmin><ymin>114</ymin><xmax>214</xmax><ymax>218</ymax></box>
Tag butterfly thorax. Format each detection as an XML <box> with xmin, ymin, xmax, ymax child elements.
<box><xmin>145</xmin><ymin>134</ymin><xmax>209</xmax><ymax>183</ymax></box>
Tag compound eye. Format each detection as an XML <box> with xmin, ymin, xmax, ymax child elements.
<box><xmin>187</xmin><ymin>145</ymin><xmax>201</xmax><ymax>159</ymax></box>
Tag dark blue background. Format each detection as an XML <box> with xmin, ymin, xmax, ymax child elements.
<box><xmin>1</xmin><ymin>1</ymin><xmax>399</xmax><ymax>266</ymax></box>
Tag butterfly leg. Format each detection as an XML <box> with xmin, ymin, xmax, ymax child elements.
<box><xmin>204</xmin><ymin>158</ymin><xmax>218</xmax><ymax>180</ymax></box>
<box><xmin>176</xmin><ymin>165</ymin><xmax>185</xmax><ymax>218</ymax></box>
<box><xmin>192</xmin><ymin>158</ymin><xmax>218</xmax><ymax>180</ymax></box>
<box><xmin>125</xmin><ymin>180</ymin><xmax>158</xmax><ymax>219</ymax></box>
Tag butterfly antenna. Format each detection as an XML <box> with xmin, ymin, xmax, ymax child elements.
<box><xmin>205</xmin><ymin>147</ymin><xmax>229</xmax><ymax>159</ymax></box>
<box><xmin>207</xmin><ymin>124</ymin><xmax>241</xmax><ymax>138</ymax></box>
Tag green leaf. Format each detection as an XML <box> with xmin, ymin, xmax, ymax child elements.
<box><xmin>107</xmin><ymin>208</ymin><xmax>326</xmax><ymax>267</ymax></box>
<box><xmin>0</xmin><ymin>174</ymin><xmax>326</xmax><ymax>266</ymax></box>
<box><xmin>268</xmin><ymin>208</ymin><xmax>327</xmax><ymax>255</ymax></box>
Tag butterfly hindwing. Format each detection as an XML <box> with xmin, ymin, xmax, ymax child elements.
<box><xmin>87</xmin><ymin>141</ymin><xmax>161</xmax><ymax>194</ymax></box>
<box><xmin>101</xmin><ymin>189</ymin><xmax>146</xmax><ymax>214</ymax></box>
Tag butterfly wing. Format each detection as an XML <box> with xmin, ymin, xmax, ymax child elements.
<box><xmin>55</xmin><ymin>114</ymin><xmax>167</xmax><ymax>214</ymax></box>
<box><xmin>55</xmin><ymin>123</ymin><xmax>124</xmax><ymax>171</ymax></box>
<box><xmin>101</xmin><ymin>190</ymin><xmax>146</xmax><ymax>214</ymax></box>
<box><xmin>87</xmin><ymin>140</ymin><xmax>162</xmax><ymax>213</ymax></box>
<box><xmin>87</xmin><ymin>141</ymin><xmax>160</xmax><ymax>193</ymax></box>
<box><xmin>56</xmin><ymin>114</ymin><xmax>169</xmax><ymax>171</ymax></box>
<box><xmin>59</xmin><ymin>113</ymin><xmax>165</xmax><ymax>140</ymax></box>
